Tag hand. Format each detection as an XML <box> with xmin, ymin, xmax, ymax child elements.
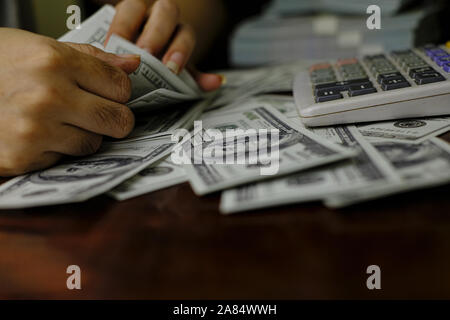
<box><xmin>0</xmin><ymin>28</ymin><xmax>141</xmax><ymax>176</ymax></box>
<box><xmin>106</xmin><ymin>0</ymin><xmax>223</xmax><ymax>91</ymax></box>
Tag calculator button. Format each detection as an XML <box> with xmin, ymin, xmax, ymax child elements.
<box><xmin>315</xmin><ymin>89</ymin><xmax>343</xmax><ymax>102</ymax></box>
<box><xmin>337</xmin><ymin>58</ymin><xmax>358</xmax><ymax>66</ymax></box>
<box><xmin>348</xmin><ymin>84</ymin><xmax>377</xmax><ymax>97</ymax></box>
<box><xmin>409</xmin><ymin>66</ymin><xmax>435</xmax><ymax>78</ymax></box>
<box><xmin>311</xmin><ymin>76</ymin><xmax>337</xmax><ymax>85</ymax></box>
<box><xmin>435</xmin><ymin>56</ymin><xmax>450</xmax><ymax>66</ymax></box>
<box><xmin>364</xmin><ymin>54</ymin><xmax>387</xmax><ymax>61</ymax></box>
<box><xmin>314</xmin><ymin>78</ymin><xmax>370</xmax><ymax>94</ymax></box>
<box><xmin>381</xmin><ymin>77</ymin><xmax>411</xmax><ymax>90</ymax></box>
<box><xmin>443</xmin><ymin>63</ymin><xmax>450</xmax><ymax>73</ymax></box>
<box><xmin>377</xmin><ymin>72</ymin><xmax>403</xmax><ymax>84</ymax></box>
<box><xmin>414</xmin><ymin>72</ymin><xmax>445</xmax><ymax>85</ymax></box>
<box><xmin>309</xmin><ymin>63</ymin><xmax>332</xmax><ymax>72</ymax></box>
<box><xmin>425</xmin><ymin>48</ymin><xmax>447</xmax><ymax>57</ymax></box>
<box><xmin>431</xmin><ymin>51</ymin><xmax>449</xmax><ymax>59</ymax></box>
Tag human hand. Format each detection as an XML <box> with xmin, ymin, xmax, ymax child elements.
<box><xmin>106</xmin><ymin>0</ymin><xmax>223</xmax><ymax>91</ymax></box>
<box><xmin>0</xmin><ymin>28</ymin><xmax>141</xmax><ymax>176</ymax></box>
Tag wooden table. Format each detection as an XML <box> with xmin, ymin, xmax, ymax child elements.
<box><xmin>1</xmin><ymin>134</ymin><xmax>450</xmax><ymax>300</ymax></box>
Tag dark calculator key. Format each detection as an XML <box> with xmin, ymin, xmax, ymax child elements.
<box><xmin>431</xmin><ymin>51</ymin><xmax>450</xmax><ymax>59</ymax></box>
<box><xmin>392</xmin><ymin>49</ymin><xmax>413</xmax><ymax>56</ymax></box>
<box><xmin>414</xmin><ymin>72</ymin><xmax>445</xmax><ymax>85</ymax></box>
<box><xmin>364</xmin><ymin>54</ymin><xmax>387</xmax><ymax>61</ymax></box>
<box><xmin>426</xmin><ymin>48</ymin><xmax>447</xmax><ymax>57</ymax></box>
<box><xmin>377</xmin><ymin>72</ymin><xmax>403</xmax><ymax>84</ymax></box>
<box><xmin>348</xmin><ymin>84</ymin><xmax>377</xmax><ymax>97</ymax></box>
<box><xmin>314</xmin><ymin>78</ymin><xmax>370</xmax><ymax>94</ymax></box>
<box><xmin>443</xmin><ymin>63</ymin><xmax>450</xmax><ymax>73</ymax></box>
<box><xmin>409</xmin><ymin>66</ymin><xmax>435</xmax><ymax>78</ymax></box>
<box><xmin>436</xmin><ymin>56</ymin><xmax>450</xmax><ymax>66</ymax></box>
<box><xmin>315</xmin><ymin>89</ymin><xmax>343</xmax><ymax>103</ymax></box>
<box><xmin>381</xmin><ymin>77</ymin><xmax>411</xmax><ymax>90</ymax></box>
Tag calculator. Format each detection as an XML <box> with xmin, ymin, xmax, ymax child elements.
<box><xmin>293</xmin><ymin>44</ymin><xmax>450</xmax><ymax>127</ymax></box>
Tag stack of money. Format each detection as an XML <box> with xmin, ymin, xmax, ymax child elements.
<box><xmin>265</xmin><ymin>0</ymin><xmax>415</xmax><ymax>16</ymax></box>
<box><xmin>0</xmin><ymin>6</ymin><xmax>448</xmax><ymax>213</ymax></box>
<box><xmin>214</xmin><ymin>95</ymin><xmax>450</xmax><ymax>214</ymax></box>
<box><xmin>230</xmin><ymin>1</ymin><xmax>438</xmax><ymax>66</ymax></box>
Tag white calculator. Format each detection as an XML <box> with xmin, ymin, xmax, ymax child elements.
<box><xmin>293</xmin><ymin>44</ymin><xmax>450</xmax><ymax>127</ymax></box>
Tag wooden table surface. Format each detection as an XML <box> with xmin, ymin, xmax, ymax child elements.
<box><xmin>1</xmin><ymin>134</ymin><xmax>450</xmax><ymax>300</ymax></box>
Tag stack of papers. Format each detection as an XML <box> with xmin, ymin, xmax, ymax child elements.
<box><xmin>231</xmin><ymin>0</ymin><xmax>435</xmax><ymax>66</ymax></box>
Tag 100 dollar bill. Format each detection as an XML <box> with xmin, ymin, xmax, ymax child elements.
<box><xmin>180</xmin><ymin>105</ymin><xmax>356</xmax><ymax>195</ymax></box>
<box><xmin>220</xmin><ymin>126</ymin><xmax>400</xmax><ymax>214</ymax></box>
<box><xmin>0</xmin><ymin>137</ymin><xmax>174</xmax><ymax>209</ymax></box>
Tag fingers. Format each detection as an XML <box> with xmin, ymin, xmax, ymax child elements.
<box><xmin>162</xmin><ymin>24</ymin><xmax>196</xmax><ymax>74</ymax></box>
<box><xmin>188</xmin><ymin>66</ymin><xmax>224</xmax><ymax>92</ymax></box>
<box><xmin>197</xmin><ymin>73</ymin><xmax>224</xmax><ymax>92</ymax></box>
<box><xmin>64</xmin><ymin>43</ymin><xmax>138</xmax><ymax>103</ymax></box>
<box><xmin>49</xmin><ymin>124</ymin><xmax>104</xmax><ymax>157</ymax></box>
<box><xmin>65</xmin><ymin>89</ymin><xmax>135</xmax><ymax>139</ymax></box>
<box><xmin>136</xmin><ymin>0</ymin><xmax>180</xmax><ymax>55</ymax></box>
<box><xmin>65</xmin><ymin>42</ymin><xmax>140</xmax><ymax>74</ymax></box>
<box><xmin>106</xmin><ymin>0</ymin><xmax>153</xmax><ymax>45</ymax></box>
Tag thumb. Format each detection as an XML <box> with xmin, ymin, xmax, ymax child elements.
<box><xmin>64</xmin><ymin>42</ymin><xmax>140</xmax><ymax>74</ymax></box>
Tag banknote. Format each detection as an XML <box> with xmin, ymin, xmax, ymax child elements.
<box><xmin>207</xmin><ymin>61</ymin><xmax>312</xmax><ymax>110</ymax></box>
<box><xmin>58</xmin><ymin>5</ymin><xmax>114</xmax><ymax>44</ymax></box>
<box><xmin>105</xmin><ymin>35</ymin><xmax>200</xmax><ymax>99</ymax></box>
<box><xmin>180</xmin><ymin>105</ymin><xmax>355</xmax><ymax>195</ymax></box>
<box><xmin>357</xmin><ymin>117</ymin><xmax>450</xmax><ymax>144</ymax></box>
<box><xmin>125</xmin><ymin>94</ymin><xmax>212</xmax><ymax>142</ymax></box>
<box><xmin>60</xmin><ymin>6</ymin><xmax>201</xmax><ymax>111</ymax></box>
<box><xmin>0</xmin><ymin>137</ymin><xmax>174</xmax><ymax>209</ymax></box>
<box><xmin>203</xmin><ymin>94</ymin><xmax>299</xmax><ymax>120</ymax></box>
<box><xmin>109</xmin><ymin>158</ymin><xmax>187</xmax><ymax>201</ymax></box>
<box><xmin>325</xmin><ymin>137</ymin><xmax>450</xmax><ymax>208</ymax></box>
<box><xmin>220</xmin><ymin>126</ymin><xmax>399</xmax><ymax>214</ymax></box>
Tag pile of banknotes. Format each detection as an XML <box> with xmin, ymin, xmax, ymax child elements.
<box><xmin>230</xmin><ymin>0</ymin><xmax>438</xmax><ymax>66</ymax></box>
<box><xmin>0</xmin><ymin>6</ymin><xmax>449</xmax><ymax>213</ymax></box>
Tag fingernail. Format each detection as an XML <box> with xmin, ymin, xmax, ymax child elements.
<box><xmin>218</xmin><ymin>74</ymin><xmax>227</xmax><ymax>85</ymax></box>
<box><xmin>166</xmin><ymin>52</ymin><xmax>185</xmax><ymax>74</ymax></box>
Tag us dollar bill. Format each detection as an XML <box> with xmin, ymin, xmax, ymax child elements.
<box><xmin>108</xmin><ymin>158</ymin><xmax>187</xmax><ymax>201</ymax></box>
<box><xmin>325</xmin><ymin>137</ymin><xmax>450</xmax><ymax>208</ymax></box>
<box><xmin>208</xmin><ymin>61</ymin><xmax>312</xmax><ymax>110</ymax></box>
<box><xmin>220</xmin><ymin>126</ymin><xmax>400</xmax><ymax>214</ymax></box>
<box><xmin>105</xmin><ymin>35</ymin><xmax>200</xmax><ymax>99</ymax></box>
<box><xmin>0</xmin><ymin>137</ymin><xmax>174</xmax><ymax>209</ymax></box>
<box><xmin>58</xmin><ymin>5</ymin><xmax>115</xmax><ymax>44</ymax></box>
<box><xmin>179</xmin><ymin>105</ymin><xmax>356</xmax><ymax>196</ymax></box>
<box><xmin>204</xmin><ymin>94</ymin><xmax>299</xmax><ymax>119</ymax></box>
<box><xmin>59</xmin><ymin>6</ymin><xmax>201</xmax><ymax>111</ymax></box>
<box><xmin>124</xmin><ymin>95</ymin><xmax>212</xmax><ymax>141</ymax></box>
<box><xmin>357</xmin><ymin>117</ymin><xmax>450</xmax><ymax>144</ymax></box>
